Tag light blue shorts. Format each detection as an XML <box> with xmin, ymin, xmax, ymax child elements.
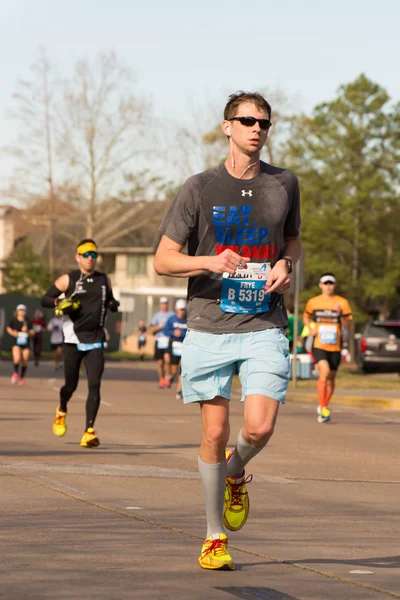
<box><xmin>181</xmin><ymin>328</ymin><xmax>290</xmax><ymax>404</ymax></box>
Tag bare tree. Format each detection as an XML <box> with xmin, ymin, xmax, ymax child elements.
<box><xmin>3</xmin><ymin>49</ymin><xmax>59</xmax><ymax>277</ymax></box>
<box><xmin>60</xmin><ymin>51</ymin><xmax>150</xmax><ymax>237</ymax></box>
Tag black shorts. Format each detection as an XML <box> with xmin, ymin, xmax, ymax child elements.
<box><xmin>168</xmin><ymin>341</ymin><xmax>183</xmax><ymax>366</ymax></box>
<box><xmin>312</xmin><ymin>348</ymin><xmax>341</xmax><ymax>371</ymax></box>
<box><xmin>51</xmin><ymin>343</ymin><xmax>63</xmax><ymax>351</ymax></box>
<box><xmin>13</xmin><ymin>344</ymin><xmax>30</xmax><ymax>351</ymax></box>
<box><xmin>154</xmin><ymin>346</ymin><xmax>168</xmax><ymax>361</ymax></box>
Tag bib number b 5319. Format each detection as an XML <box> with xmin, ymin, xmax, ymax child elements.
<box><xmin>220</xmin><ymin>262</ymin><xmax>271</xmax><ymax>315</ymax></box>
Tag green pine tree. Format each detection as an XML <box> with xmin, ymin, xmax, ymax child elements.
<box><xmin>3</xmin><ymin>241</ymin><xmax>51</xmax><ymax>296</ymax></box>
<box><xmin>285</xmin><ymin>74</ymin><xmax>400</xmax><ymax>319</ymax></box>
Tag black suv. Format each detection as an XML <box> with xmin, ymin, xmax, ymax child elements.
<box><xmin>357</xmin><ymin>320</ymin><xmax>400</xmax><ymax>373</ymax></box>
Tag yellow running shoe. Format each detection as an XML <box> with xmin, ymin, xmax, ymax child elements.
<box><xmin>53</xmin><ymin>406</ymin><xmax>67</xmax><ymax>437</ymax></box>
<box><xmin>198</xmin><ymin>534</ymin><xmax>235</xmax><ymax>570</ymax></box>
<box><xmin>317</xmin><ymin>407</ymin><xmax>331</xmax><ymax>423</ymax></box>
<box><xmin>223</xmin><ymin>450</ymin><xmax>253</xmax><ymax>532</ymax></box>
<box><xmin>80</xmin><ymin>428</ymin><xmax>100</xmax><ymax>448</ymax></box>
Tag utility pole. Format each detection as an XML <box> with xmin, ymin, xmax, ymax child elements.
<box><xmin>292</xmin><ymin>259</ymin><xmax>301</xmax><ymax>388</ymax></box>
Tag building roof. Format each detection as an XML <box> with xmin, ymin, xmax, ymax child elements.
<box><xmin>2</xmin><ymin>195</ymin><xmax>174</xmax><ymax>265</ymax></box>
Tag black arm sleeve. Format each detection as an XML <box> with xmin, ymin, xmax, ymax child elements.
<box><xmin>41</xmin><ymin>285</ymin><xmax>63</xmax><ymax>308</ymax></box>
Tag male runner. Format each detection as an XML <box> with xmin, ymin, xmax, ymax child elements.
<box><xmin>163</xmin><ymin>299</ymin><xmax>187</xmax><ymax>400</ymax></box>
<box><xmin>41</xmin><ymin>239</ymin><xmax>119</xmax><ymax>447</ymax></box>
<box><xmin>150</xmin><ymin>297</ymin><xmax>174</xmax><ymax>388</ymax></box>
<box><xmin>303</xmin><ymin>273</ymin><xmax>352</xmax><ymax>423</ymax></box>
<box><xmin>154</xmin><ymin>91</ymin><xmax>301</xmax><ymax>570</ymax></box>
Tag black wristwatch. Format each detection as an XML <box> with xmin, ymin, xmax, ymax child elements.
<box><xmin>273</xmin><ymin>257</ymin><xmax>293</xmax><ymax>274</ymax></box>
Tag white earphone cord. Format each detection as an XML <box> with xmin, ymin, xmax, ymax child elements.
<box><xmin>230</xmin><ymin>136</ymin><xmax>258</xmax><ymax>179</ymax></box>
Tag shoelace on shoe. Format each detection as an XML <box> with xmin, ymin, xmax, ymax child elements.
<box><xmin>201</xmin><ymin>538</ymin><xmax>228</xmax><ymax>557</ymax></box>
<box><xmin>229</xmin><ymin>474</ymin><xmax>253</xmax><ymax>508</ymax></box>
<box><xmin>54</xmin><ymin>415</ymin><xmax>65</xmax><ymax>425</ymax></box>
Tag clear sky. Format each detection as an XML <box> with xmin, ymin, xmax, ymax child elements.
<box><xmin>1</xmin><ymin>0</ymin><xmax>399</xmax><ymax>185</ymax></box>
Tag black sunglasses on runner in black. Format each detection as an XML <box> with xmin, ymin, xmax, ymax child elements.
<box><xmin>321</xmin><ymin>281</ymin><xmax>335</xmax><ymax>285</ymax></box>
<box><xmin>80</xmin><ymin>251</ymin><xmax>99</xmax><ymax>259</ymax></box>
<box><xmin>229</xmin><ymin>116</ymin><xmax>272</xmax><ymax>130</ymax></box>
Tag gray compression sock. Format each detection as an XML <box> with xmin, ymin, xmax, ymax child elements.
<box><xmin>226</xmin><ymin>429</ymin><xmax>264</xmax><ymax>478</ymax></box>
<box><xmin>198</xmin><ymin>457</ymin><xmax>226</xmax><ymax>539</ymax></box>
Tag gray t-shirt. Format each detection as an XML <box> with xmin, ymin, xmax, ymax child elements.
<box><xmin>159</xmin><ymin>162</ymin><xmax>300</xmax><ymax>334</ymax></box>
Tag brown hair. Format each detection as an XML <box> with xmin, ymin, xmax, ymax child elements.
<box><xmin>224</xmin><ymin>91</ymin><xmax>272</xmax><ymax>121</ymax></box>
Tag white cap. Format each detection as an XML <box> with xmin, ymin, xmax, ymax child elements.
<box><xmin>319</xmin><ymin>275</ymin><xmax>336</xmax><ymax>284</ymax></box>
<box><xmin>175</xmin><ymin>299</ymin><xmax>187</xmax><ymax>310</ymax></box>
<box><xmin>160</xmin><ymin>296</ymin><xmax>168</xmax><ymax>304</ymax></box>
<box><xmin>16</xmin><ymin>304</ymin><xmax>27</xmax><ymax>311</ymax></box>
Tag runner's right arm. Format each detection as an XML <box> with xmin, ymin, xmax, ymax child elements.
<box><xmin>302</xmin><ymin>300</ymin><xmax>318</xmax><ymax>335</ymax></box>
<box><xmin>6</xmin><ymin>322</ymin><xmax>18</xmax><ymax>338</ymax></box>
<box><xmin>41</xmin><ymin>274</ymin><xmax>70</xmax><ymax>308</ymax></box>
<box><xmin>154</xmin><ymin>236</ymin><xmax>249</xmax><ymax>277</ymax></box>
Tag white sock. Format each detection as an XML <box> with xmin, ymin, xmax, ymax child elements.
<box><xmin>198</xmin><ymin>457</ymin><xmax>226</xmax><ymax>539</ymax></box>
<box><xmin>226</xmin><ymin>429</ymin><xmax>264</xmax><ymax>478</ymax></box>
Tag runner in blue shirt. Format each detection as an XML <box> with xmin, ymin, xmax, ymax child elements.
<box><xmin>163</xmin><ymin>299</ymin><xmax>187</xmax><ymax>400</ymax></box>
<box><xmin>150</xmin><ymin>297</ymin><xmax>175</xmax><ymax>388</ymax></box>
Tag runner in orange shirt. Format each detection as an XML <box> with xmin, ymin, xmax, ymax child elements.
<box><xmin>303</xmin><ymin>273</ymin><xmax>352</xmax><ymax>422</ymax></box>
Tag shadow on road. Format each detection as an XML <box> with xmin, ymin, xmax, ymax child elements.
<box><xmin>216</xmin><ymin>587</ymin><xmax>299</xmax><ymax>600</ymax></box>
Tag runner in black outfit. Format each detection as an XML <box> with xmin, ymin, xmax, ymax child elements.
<box><xmin>6</xmin><ymin>304</ymin><xmax>34</xmax><ymax>386</ymax></box>
<box><xmin>41</xmin><ymin>239</ymin><xmax>119</xmax><ymax>447</ymax></box>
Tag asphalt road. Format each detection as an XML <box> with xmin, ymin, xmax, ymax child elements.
<box><xmin>1</xmin><ymin>360</ymin><xmax>399</xmax><ymax>600</ymax></box>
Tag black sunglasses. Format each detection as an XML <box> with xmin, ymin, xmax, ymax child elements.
<box><xmin>229</xmin><ymin>116</ymin><xmax>271</xmax><ymax>130</ymax></box>
<box><xmin>321</xmin><ymin>281</ymin><xmax>335</xmax><ymax>285</ymax></box>
<box><xmin>80</xmin><ymin>251</ymin><xmax>98</xmax><ymax>259</ymax></box>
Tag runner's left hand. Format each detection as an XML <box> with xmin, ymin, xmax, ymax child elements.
<box><xmin>265</xmin><ymin>261</ymin><xmax>291</xmax><ymax>294</ymax></box>
<box><xmin>108</xmin><ymin>298</ymin><xmax>120</xmax><ymax>313</ymax></box>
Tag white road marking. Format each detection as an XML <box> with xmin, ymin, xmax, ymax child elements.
<box><xmin>349</xmin><ymin>570</ymin><xmax>374</xmax><ymax>575</ymax></box>
<box><xmin>125</xmin><ymin>506</ymin><xmax>143</xmax><ymax>510</ymax></box>
<box><xmin>102</xmin><ymin>401</ymin><xmax>113</xmax><ymax>407</ymax></box>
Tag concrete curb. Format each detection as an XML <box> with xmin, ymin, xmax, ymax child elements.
<box><xmin>287</xmin><ymin>391</ymin><xmax>400</xmax><ymax>411</ymax></box>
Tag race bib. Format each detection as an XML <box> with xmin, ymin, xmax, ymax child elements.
<box><xmin>172</xmin><ymin>341</ymin><xmax>183</xmax><ymax>357</ymax></box>
<box><xmin>16</xmin><ymin>332</ymin><xmax>28</xmax><ymax>346</ymax></box>
<box><xmin>220</xmin><ymin>263</ymin><xmax>271</xmax><ymax>315</ymax></box>
<box><xmin>319</xmin><ymin>325</ymin><xmax>337</xmax><ymax>345</ymax></box>
<box><xmin>33</xmin><ymin>325</ymin><xmax>42</xmax><ymax>333</ymax></box>
<box><xmin>157</xmin><ymin>336</ymin><xmax>169</xmax><ymax>350</ymax></box>
<box><xmin>77</xmin><ymin>342</ymin><xmax>103</xmax><ymax>352</ymax></box>
<box><xmin>139</xmin><ymin>335</ymin><xmax>146</xmax><ymax>343</ymax></box>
